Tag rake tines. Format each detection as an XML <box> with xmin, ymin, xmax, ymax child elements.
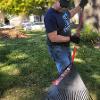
<box><xmin>45</xmin><ymin>66</ymin><xmax>93</xmax><ymax>100</ymax></box>
<box><xmin>46</xmin><ymin>88</ymin><xmax>93</xmax><ymax>100</ymax></box>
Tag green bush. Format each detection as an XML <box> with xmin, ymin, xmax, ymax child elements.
<box><xmin>80</xmin><ymin>25</ymin><xmax>99</xmax><ymax>43</ymax></box>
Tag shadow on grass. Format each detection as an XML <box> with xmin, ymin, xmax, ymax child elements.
<box><xmin>0</xmin><ymin>46</ymin><xmax>11</xmax><ymax>63</ymax></box>
<box><xmin>0</xmin><ymin>31</ymin><xmax>56</xmax><ymax>100</ymax></box>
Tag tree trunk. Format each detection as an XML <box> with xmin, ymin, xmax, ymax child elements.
<box><xmin>83</xmin><ymin>0</ymin><xmax>100</xmax><ymax>32</ymax></box>
<box><xmin>0</xmin><ymin>11</ymin><xmax>5</xmax><ymax>24</ymax></box>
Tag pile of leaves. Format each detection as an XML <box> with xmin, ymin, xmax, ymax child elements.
<box><xmin>0</xmin><ymin>28</ymin><xmax>29</xmax><ymax>39</ymax></box>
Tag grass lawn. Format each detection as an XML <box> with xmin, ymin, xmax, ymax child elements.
<box><xmin>0</xmin><ymin>31</ymin><xmax>100</xmax><ymax>100</ymax></box>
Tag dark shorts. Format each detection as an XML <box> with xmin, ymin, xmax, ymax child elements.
<box><xmin>48</xmin><ymin>45</ymin><xmax>72</xmax><ymax>74</ymax></box>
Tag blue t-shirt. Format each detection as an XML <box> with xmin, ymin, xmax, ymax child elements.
<box><xmin>44</xmin><ymin>8</ymin><xmax>71</xmax><ymax>46</ymax></box>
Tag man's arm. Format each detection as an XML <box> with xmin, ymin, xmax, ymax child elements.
<box><xmin>48</xmin><ymin>31</ymin><xmax>70</xmax><ymax>43</ymax></box>
<box><xmin>69</xmin><ymin>6</ymin><xmax>81</xmax><ymax>18</ymax></box>
<box><xmin>69</xmin><ymin>0</ymin><xmax>88</xmax><ymax>18</ymax></box>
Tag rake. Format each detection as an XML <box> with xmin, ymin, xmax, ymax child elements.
<box><xmin>45</xmin><ymin>46</ymin><xmax>93</xmax><ymax>100</ymax></box>
<box><xmin>45</xmin><ymin>64</ymin><xmax>93</xmax><ymax>100</ymax></box>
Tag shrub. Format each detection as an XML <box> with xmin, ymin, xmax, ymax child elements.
<box><xmin>80</xmin><ymin>25</ymin><xmax>99</xmax><ymax>44</ymax></box>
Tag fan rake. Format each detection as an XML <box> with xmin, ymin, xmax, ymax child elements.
<box><xmin>45</xmin><ymin>65</ymin><xmax>93</xmax><ymax>100</ymax></box>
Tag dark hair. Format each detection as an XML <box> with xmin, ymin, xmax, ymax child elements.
<box><xmin>59</xmin><ymin>0</ymin><xmax>70</xmax><ymax>8</ymax></box>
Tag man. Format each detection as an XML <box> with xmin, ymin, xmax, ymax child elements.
<box><xmin>44</xmin><ymin>0</ymin><xmax>88</xmax><ymax>75</ymax></box>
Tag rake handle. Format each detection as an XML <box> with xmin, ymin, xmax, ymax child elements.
<box><xmin>72</xmin><ymin>46</ymin><xmax>77</xmax><ymax>63</ymax></box>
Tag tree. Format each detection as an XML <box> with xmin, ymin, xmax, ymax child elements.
<box><xmin>0</xmin><ymin>0</ymin><xmax>49</xmax><ymax>15</ymax></box>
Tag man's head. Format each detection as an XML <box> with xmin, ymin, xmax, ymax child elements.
<box><xmin>52</xmin><ymin>0</ymin><xmax>70</xmax><ymax>11</ymax></box>
<box><xmin>59</xmin><ymin>0</ymin><xmax>70</xmax><ymax>8</ymax></box>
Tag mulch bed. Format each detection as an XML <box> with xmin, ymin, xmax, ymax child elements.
<box><xmin>0</xmin><ymin>28</ymin><xmax>29</xmax><ymax>39</ymax></box>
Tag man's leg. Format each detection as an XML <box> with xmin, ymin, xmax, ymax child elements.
<box><xmin>48</xmin><ymin>45</ymin><xmax>71</xmax><ymax>74</ymax></box>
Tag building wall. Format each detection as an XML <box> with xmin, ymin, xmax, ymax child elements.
<box><xmin>29</xmin><ymin>14</ymin><xmax>44</xmax><ymax>23</ymax></box>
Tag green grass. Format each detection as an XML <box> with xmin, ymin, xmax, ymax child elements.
<box><xmin>0</xmin><ymin>31</ymin><xmax>100</xmax><ymax>100</ymax></box>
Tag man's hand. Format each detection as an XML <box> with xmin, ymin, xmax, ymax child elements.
<box><xmin>70</xmin><ymin>35</ymin><xmax>80</xmax><ymax>44</ymax></box>
<box><xmin>79</xmin><ymin>0</ymin><xmax>88</xmax><ymax>9</ymax></box>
